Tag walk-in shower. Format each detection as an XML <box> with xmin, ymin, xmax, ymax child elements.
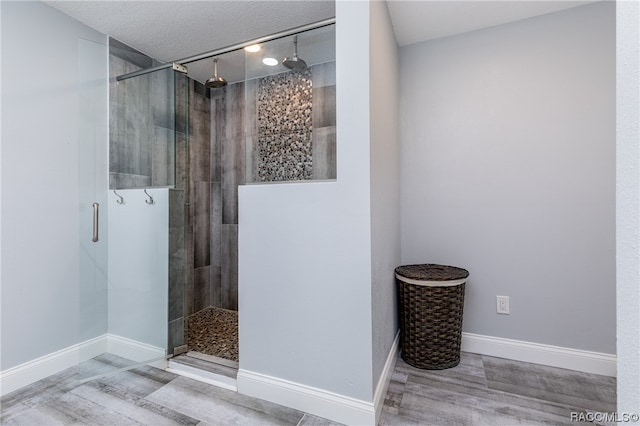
<box><xmin>109</xmin><ymin>18</ymin><xmax>336</xmax><ymax>377</ymax></box>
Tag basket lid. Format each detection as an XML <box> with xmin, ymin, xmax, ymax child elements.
<box><xmin>395</xmin><ymin>264</ymin><xmax>469</xmax><ymax>281</ymax></box>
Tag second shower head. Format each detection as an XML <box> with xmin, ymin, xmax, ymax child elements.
<box><xmin>282</xmin><ymin>35</ymin><xmax>307</xmax><ymax>72</ymax></box>
<box><xmin>205</xmin><ymin>58</ymin><xmax>227</xmax><ymax>89</ymax></box>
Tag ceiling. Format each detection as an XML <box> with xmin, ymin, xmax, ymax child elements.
<box><xmin>386</xmin><ymin>1</ymin><xmax>597</xmax><ymax>47</ymax></box>
<box><xmin>45</xmin><ymin>0</ymin><xmax>598</xmax><ymax>84</ymax></box>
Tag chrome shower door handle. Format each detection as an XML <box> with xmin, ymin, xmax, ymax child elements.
<box><xmin>92</xmin><ymin>202</ymin><xmax>99</xmax><ymax>242</ymax></box>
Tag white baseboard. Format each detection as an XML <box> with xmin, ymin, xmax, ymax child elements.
<box><xmin>237</xmin><ymin>370</ymin><xmax>375</xmax><ymax>425</ymax></box>
<box><xmin>107</xmin><ymin>334</ymin><xmax>165</xmax><ymax>366</ymax></box>
<box><xmin>374</xmin><ymin>331</ymin><xmax>400</xmax><ymax>424</ymax></box>
<box><xmin>0</xmin><ymin>334</ymin><xmax>166</xmax><ymax>396</ymax></box>
<box><xmin>0</xmin><ymin>334</ymin><xmax>107</xmax><ymax>396</ymax></box>
<box><xmin>461</xmin><ymin>332</ymin><xmax>617</xmax><ymax>377</ymax></box>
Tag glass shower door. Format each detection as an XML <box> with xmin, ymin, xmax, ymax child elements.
<box><xmin>78</xmin><ymin>38</ymin><xmax>110</xmax><ymax>369</ymax></box>
<box><xmin>106</xmin><ymin>62</ymin><xmax>174</xmax><ymax>368</ymax></box>
<box><xmin>77</xmin><ymin>38</ymin><xmax>175</xmax><ymax>377</ymax></box>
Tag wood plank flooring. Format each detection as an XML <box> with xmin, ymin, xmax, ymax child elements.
<box><xmin>1</xmin><ymin>352</ymin><xmax>615</xmax><ymax>425</ymax></box>
<box><xmin>381</xmin><ymin>353</ymin><xmax>615</xmax><ymax>425</ymax></box>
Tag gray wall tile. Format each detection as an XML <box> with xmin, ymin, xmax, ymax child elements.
<box><xmin>189</xmin><ymin>85</ymin><xmax>211</xmax><ymax>184</ymax></box>
<box><xmin>109</xmin><ymin>173</ymin><xmax>118</xmax><ymax>190</ymax></box>
<box><xmin>210</xmin><ymin>95</ymin><xmax>223</xmax><ymax>182</ymax></box>
<box><xmin>151</xmin><ymin>68</ymin><xmax>174</xmax><ymax>130</ymax></box>
<box><xmin>220</xmin><ymin>225</ymin><xmax>238</xmax><ymax>310</ymax></box>
<box><xmin>245</xmin><ymin>134</ymin><xmax>256</xmax><ymax>183</ymax></box>
<box><xmin>221</xmin><ymin>125</ymin><xmax>245</xmax><ymax>223</ymax></box>
<box><xmin>175</xmin><ymin>131</ymin><xmax>188</xmax><ymax>192</ymax></box>
<box><xmin>175</xmin><ymin>75</ymin><xmax>188</xmax><ymax>135</ymax></box>
<box><xmin>192</xmin><ymin>181</ymin><xmax>211</xmax><ymax>269</ymax></box>
<box><xmin>224</xmin><ymin>83</ymin><xmax>245</xmax><ymax>142</ymax></box>
<box><xmin>312</xmin><ymin>126</ymin><xmax>337</xmax><ymax>180</ymax></box>
<box><xmin>168</xmin><ymin>318</ymin><xmax>184</xmax><ymax>355</ymax></box>
<box><xmin>209</xmin><ymin>266</ymin><xmax>222</xmax><ymax>309</ymax></box>
<box><xmin>151</xmin><ymin>126</ymin><xmax>175</xmax><ymax>187</ymax></box>
<box><xmin>114</xmin><ymin>173</ymin><xmax>151</xmax><ymax>189</ymax></box>
<box><xmin>184</xmin><ymin>218</ymin><xmax>194</xmax><ymax>317</ymax></box>
<box><xmin>245</xmin><ymin>78</ymin><xmax>259</xmax><ymax>137</ymax></box>
<box><xmin>110</xmin><ymin>43</ymin><xmax>176</xmax><ymax>189</ymax></box>
<box><xmin>193</xmin><ymin>266</ymin><xmax>211</xmax><ymax>313</ymax></box>
<box><xmin>312</xmin><ymin>86</ymin><xmax>336</xmax><ymax>128</ymax></box>
<box><xmin>168</xmin><ymin>189</ymin><xmax>185</xmax><ymax>323</ymax></box>
<box><xmin>310</xmin><ymin>61</ymin><xmax>336</xmax><ymax>88</ymax></box>
<box><xmin>210</xmin><ymin>183</ymin><xmax>222</xmax><ymax>269</ymax></box>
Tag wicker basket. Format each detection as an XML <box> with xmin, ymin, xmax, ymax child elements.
<box><xmin>395</xmin><ymin>264</ymin><xmax>469</xmax><ymax>370</ymax></box>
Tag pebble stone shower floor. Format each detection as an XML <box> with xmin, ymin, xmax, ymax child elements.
<box><xmin>186</xmin><ymin>307</ymin><xmax>239</xmax><ymax>362</ymax></box>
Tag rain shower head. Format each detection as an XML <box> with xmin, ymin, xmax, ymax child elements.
<box><xmin>283</xmin><ymin>36</ymin><xmax>307</xmax><ymax>72</ymax></box>
<box><xmin>205</xmin><ymin>58</ymin><xmax>227</xmax><ymax>89</ymax></box>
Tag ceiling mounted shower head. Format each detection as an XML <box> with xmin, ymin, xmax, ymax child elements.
<box><xmin>205</xmin><ymin>58</ymin><xmax>227</xmax><ymax>89</ymax></box>
<box><xmin>282</xmin><ymin>35</ymin><xmax>308</xmax><ymax>72</ymax></box>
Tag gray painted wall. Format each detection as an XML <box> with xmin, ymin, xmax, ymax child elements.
<box><xmin>0</xmin><ymin>1</ymin><xmax>108</xmax><ymax>370</ymax></box>
<box><xmin>399</xmin><ymin>2</ymin><xmax>616</xmax><ymax>354</ymax></box>
<box><xmin>616</xmin><ymin>0</ymin><xmax>640</xmax><ymax>411</ymax></box>
<box><xmin>238</xmin><ymin>1</ymin><xmax>374</xmax><ymax>400</ymax></box>
<box><xmin>369</xmin><ymin>0</ymin><xmax>400</xmax><ymax>393</ymax></box>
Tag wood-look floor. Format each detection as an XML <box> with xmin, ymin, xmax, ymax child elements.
<box><xmin>382</xmin><ymin>354</ymin><xmax>615</xmax><ymax>425</ymax></box>
<box><xmin>1</xmin><ymin>352</ymin><xmax>615</xmax><ymax>425</ymax></box>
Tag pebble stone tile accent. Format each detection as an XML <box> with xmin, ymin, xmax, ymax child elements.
<box><xmin>257</xmin><ymin>70</ymin><xmax>313</xmax><ymax>182</ymax></box>
<box><xmin>186</xmin><ymin>306</ymin><xmax>238</xmax><ymax>362</ymax></box>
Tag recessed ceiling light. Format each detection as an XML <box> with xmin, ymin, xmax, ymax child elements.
<box><xmin>262</xmin><ymin>57</ymin><xmax>278</xmax><ymax>66</ymax></box>
<box><xmin>244</xmin><ymin>44</ymin><xmax>261</xmax><ymax>53</ymax></box>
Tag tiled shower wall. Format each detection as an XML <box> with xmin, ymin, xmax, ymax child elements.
<box><xmin>246</xmin><ymin>62</ymin><xmax>337</xmax><ymax>182</ymax></box>
<box><xmin>177</xmin><ymin>79</ymin><xmax>245</xmax><ymax>318</ymax></box>
<box><xmin>167</xmin><ymin>74</ymin><xmax>188</xmax><ymax>353</ymax></box>
<box><xmin>169</xmin><ymin>75</ymin><xmax>224</xmax><ymax>352</ymax></box>
<box><xmin>170</xmin><ymin>75</ymin><xmax>245</xmax><ymax>352</ymax></box>
<box><xmin>109</xmin><ymin>39</ymin><xmax>175</xmax><ymax>189</ymax></box>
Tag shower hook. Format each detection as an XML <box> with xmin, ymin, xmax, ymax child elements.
<box><xmin>113</xmin><ymin>190</ymin><xmax>125</xmax><ymax>205</ymax></box>
<box><xmin>144</xmin><ymin>189</ymin><xmax>155</xmax><ymax>205</ymax></box>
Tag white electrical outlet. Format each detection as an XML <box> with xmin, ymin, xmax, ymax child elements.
<box><xmin>496</xmin><ymin>295</ymin><xmax>510</xmax><ymax>314</ymax></box>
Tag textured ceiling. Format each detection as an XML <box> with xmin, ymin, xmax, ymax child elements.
<box><xmin>44</xmin><ymin>0</ymin><xmax>336</xmax><ymax>83</ymax></box>
<box><xmin>45</xmin><ymin>1</ymin><xmax>335</xmax><ymax>62</ymax></box>
<box><xmin>44</xmin><ymin>0</ymin><xmax>600</xmax><ymax>83</ymax></box>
